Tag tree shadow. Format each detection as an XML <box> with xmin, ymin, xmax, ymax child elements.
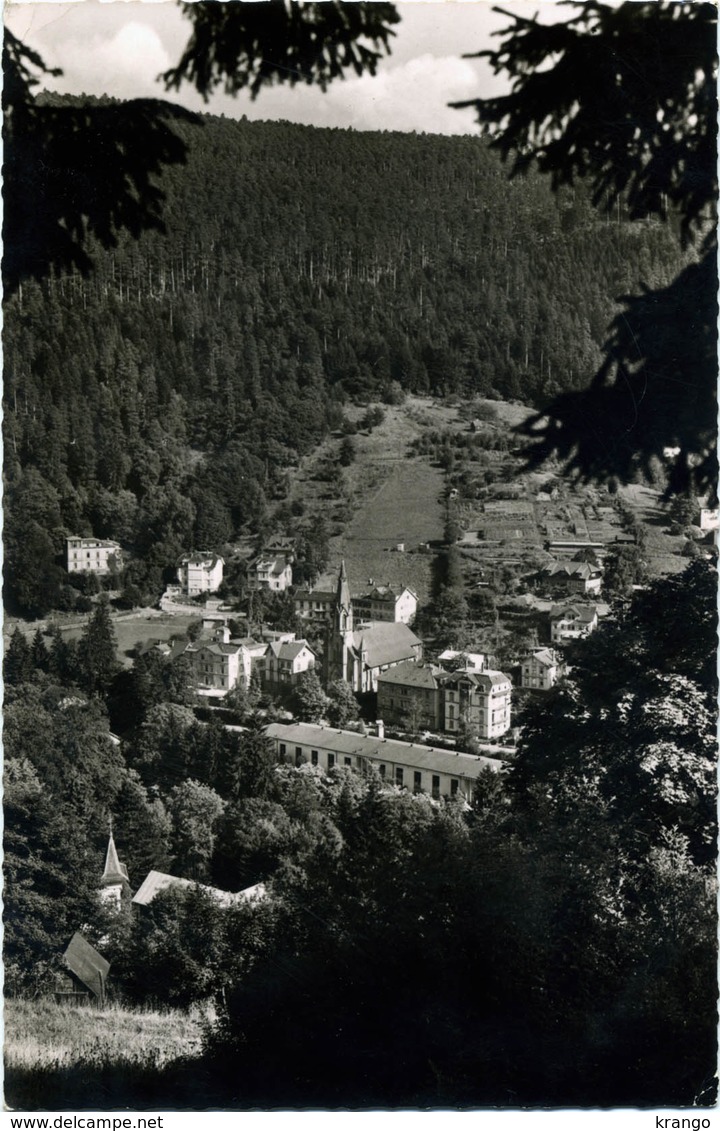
<box><xmin>3</xmin><ymin>32</ymin><xmax>201</xmax><ymax>297</ymax></box>
<box><xmin>516</xmin><ymin>252</ymin><xmax>718</xmax><ymax>500</ymax></box>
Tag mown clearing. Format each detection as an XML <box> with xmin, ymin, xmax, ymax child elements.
<box><xmin>5</xmin><ymin>997</ymin><xmax>210</xmax><ymax>1110</ymax></box>
<box><xmin>334</xmin><ymin>459</ymin><xmax>445</xmax><ymax>602</ymax></box>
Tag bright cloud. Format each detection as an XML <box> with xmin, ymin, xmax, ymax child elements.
<box><xmin>207</xmin><ymin>54</ymin><xmax>485</xmax><ymax>136</ymax></box>
<box><xmin>334</xmin><ymin>54</ymin><xmax>485</xmax><ymax>135</ymax></box>
<box><xmin>43</xmin><ymin>20</ymin><xmax>172</xmax><ymax>101</ymax></box>
<box><xmin>5</xmin><ymin>0</ymin><xmax>506</xmax><ymax>132</ymax></box>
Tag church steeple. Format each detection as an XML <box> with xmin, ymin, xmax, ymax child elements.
<box><xmin>99</xmin><ymin>827</ymin><xmax>130</xmax><ymax>911</ymax></box>
<box><xmin>336</xmin><ymin>559</ymin><xmax>353</xmax><ymax>634</ymax></box>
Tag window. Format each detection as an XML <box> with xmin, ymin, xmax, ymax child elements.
<box><xmin>279</xmin><ymin>743</ymin><xmax>287</xmax><ymax>757</ymax></box>
<box><xmin>344</xmin><ymin>757</ymin><xmax>352</xmax><ymax>767</ymax></box>
<box><xmin>432</xmin><ymin>775</ymin><xmax>440</xmax><ymax>800</ymax></box>
<box><xmin>413</xmin><ymin>771</ymin><xmax>422</xmax><ymax>792</ymax></box>
<box><xmin>450</xmin><ymin>779</ymin><xmax>459</xmax><ymax>797</ymax></box>
<box><xmin>311</xmin><ymin>750</ymin><xmax>318</xmax><ymax>766</ymax></box>
<box><xmin>295</xmin><ymin>746</ymin><xmax>303</xmax><ymax>767</ymax></box>
<box><xmin>379</xmin><ymin>764</ymin><xmax>386</xmax><ymax>778</ymax></box>
<box><xmin>328</xmin><ymin>753</ymin><xmax>335</xmax><ymax>769</ymax></box>
<box><xmin>395</xmin><ymin>767</ymin><xmax>404</xmax><ymax>787</ymax></box>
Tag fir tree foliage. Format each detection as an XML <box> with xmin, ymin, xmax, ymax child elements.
<box><xmin>456</xmin><ymin>1</ymin><xmax>718</xmax><ymax>497</ymax></box>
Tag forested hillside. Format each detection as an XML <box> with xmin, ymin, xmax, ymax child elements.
<box><xmin>4</xmin><ymin>107</ymin><xmax>690</xmax><ymax>613</ymax></box>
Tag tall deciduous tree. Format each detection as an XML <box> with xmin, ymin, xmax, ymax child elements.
<box><xmin>293</xmin><ymin>670</ymin><xmax>330</xmax><ymax>723</ymax></box>
<box><xmin>326</xmin><ymin>679</ymin><xmax>359</xmax><ymax>728</ymax></box>
<box><xmin>167</xmin><ymin>778</ymin><xmax>226</xmax><ymax>882</ymax></box>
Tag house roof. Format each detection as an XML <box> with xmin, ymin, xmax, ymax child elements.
<box><xmin>253</xmin><ymin>555</ymin><xmax>291</xmax><ymax>574</ymax></box>
<box><xmin>549</xmin><ymin>604</ymin><xmax>598</xmax><ymax>623</ymax></box>
<box><xmin>63</xmin><ymin>932</ymin><xmax>110</xmax><ymax>998</ymax></box>
<box><xmin>543</xmin><ymin>560</ymin><xmax>602</xmax><ymax>581</ymax></box>
<box><xmin>278</xmin><ymin>640</ymin><xmax>314</xmax><ymax>662</ymax></box>
<box><xmin>357</xmin><ymin>585</ymin><xmax>398</xmax><ymax>601</ymax></box>
<box><xmin>132</xmin><ymin>870</ymin><xmax>265</xmax><ymax>910</ymax></box>
<box><xmin>441</xmin><ymin>669</ymin><xmax>511</xmax><ymax>690</ymax></box>
<box><xmin>67</xmin><ymin>537</ymin><xmax>121</xmax><ymax>549</ymax></box>
<box><xmin>350</xmin><ymin>621</ymin><xmax>421</xmax><ymax>669</ymax></box>
<box><xmin>295</xmin><ymin>572</ymin><xmax>337</xmax><ymax>600</ymax></box>
<box><xmin>266</xmin><ymin>639</ymin><xmax>314</xmax><ymax>661</ymax></box>
<box><xmin>438</xmin><ymin>649</ymin><xmax>485</xmax><ymax>672</ymax></box>
<box><xmin>377</xmin><ymin>661</ymin><xmax>442</xmax><ymax>689</ymax></box>
<box><xmin>357</xmin><ymin>584</ymin><xmax>417</xmax><ymax>603</ymax></box>
<box><xmin>525</xmin><ymin>649</ymin><xmax>557</xmax><ymax>667</ymax></box>
<box><xmin>181</xmin><ymin>553</ymin><xmax>224</xmax><ymax>569</ymax></box>
<box><xmin>188</xmin><ymin>641</ymin><xmax>241</xmax><ymax>658</ymax></box>
<box><xmin>266</xmin><ymin>721</ymin><xmax>503</xmax><ymax>778</ymax></box>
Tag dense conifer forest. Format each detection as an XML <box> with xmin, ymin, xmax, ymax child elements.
<box><xmin>3</xmin><ymin>108</ymin><xmax>690</xmax><ymax>613</ymax></box>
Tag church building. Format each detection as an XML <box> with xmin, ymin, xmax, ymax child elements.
<box><xmin>325</xmin><ymin>561</ymin><xmax>422</xmax><ymax>693</ymax></box>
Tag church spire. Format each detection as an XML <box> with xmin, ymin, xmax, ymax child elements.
<box><xmin>99</xmin><ymin>827</ymin><xmax>129</xmax><ymax>913</ymax></box>
<box><xmin>336</xmin><ymin>559</ymin><xmax>353</xmax><ymax>634</ymax></box>
<box><xmin>101</xmin><ymin>833</ymin><xmax>128</xmax><ymax>887</ymax></box>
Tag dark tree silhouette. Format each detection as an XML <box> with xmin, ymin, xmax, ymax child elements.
<box><xmin>163</xmin><ymin>1</ymin><xmax>400</xmax><ymax>100</ymax></box>
<box><xmin>455</xmin><ymin>1</ymin><xmax>718</xmax><ymax>498</ymax></box>
<box><xmin>2</xmin><ymin>30</ymin><xmax>198</xmax><ymax>296</ymax></box>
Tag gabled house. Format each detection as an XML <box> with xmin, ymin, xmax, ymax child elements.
<box><xmin>262</xmin><ymin>639</ymin><xmax>316</xmax><ymax>689</ymax></box>
<box><xmin>261</xmin><ymin>535</ymin><xmax>297</xmax><ymax>562</ymax></box>
<box><xmin>247</xmin><ymin>555</ymin><xmax>293</xmax><ymax>592</ymax></box>
<box><xmin>67</xmin><ymin>537</ymin><xmax>123</xmax><ymax>576</ymax></box>
<box><xmin>441</xmin><ymin>669</ymin><xmax>512</xmax><ymax>740</ymax></box>
<box><xmin>184</xmin><ymin>625</ymin><xmax>251</xmax><ymax>692</ymax></box>
<box><xmin>353</xmin><ymin>583</ymin><xmax>418</xmax><ymax>625</ymax></box>
<box><xmin>294</xmin><ymin>575</ymin><xmax>338</xmax><ymax>623</ymax></box>
<box><xmin>549</xmin><ymin>604</ymin><xmax>599</xmax><ymax>644</ymax></box>
<box><xmin>539</xmin><ymin>560</ymin><xmax>602</xmax><ymax>596</ymax></box>
<box><xmin>177</xmin><ymin>553</ymin><xmax>224</xmax><ymax>596</ymax></box>
<box><xmin>377</xmin><ymin>661</ymin><xmax>443</xmax><ymax>731</ymax></box>
<box><xmin>520</xmin><ymin>647</ymin><xmax>562</xmax><ymax>691</ymax></box>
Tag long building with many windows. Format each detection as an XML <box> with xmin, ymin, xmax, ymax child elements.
<box><xmin>265</xmin><ymin>721</ymin><xmax>503</xmax><ymax>802</ymax></box>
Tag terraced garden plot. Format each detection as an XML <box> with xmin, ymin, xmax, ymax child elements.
<box><xmin>618</xmin><ymin>484</ymin><xmax>689</xmax><ymax>576</ymax></box>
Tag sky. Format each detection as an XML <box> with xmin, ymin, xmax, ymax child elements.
<box><xmin>3</xmin><ymin>0</ymin><xmax>540</xmax><ymax>135</ymax></box>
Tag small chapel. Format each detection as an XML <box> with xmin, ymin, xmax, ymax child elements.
<box><xmin>98</xmin><ymin>830</ymin><xmax>131</xmax><ymax>912</ymax></box>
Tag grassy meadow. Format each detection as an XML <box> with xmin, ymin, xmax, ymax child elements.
<box><xmin>5</xmin><ymin>998</ymin><xmax>215</xmax><ymax>1110</ymax></box>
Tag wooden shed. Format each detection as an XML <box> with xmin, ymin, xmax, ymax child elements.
<box><xmin>55</xmin><ymin>932</ymin><xmax>110</xmax><ymax>1006</ymax></box>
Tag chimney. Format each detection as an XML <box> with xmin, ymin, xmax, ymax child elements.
<box><xmin>376</xmin><ymin>719</ymin><xmax>384</xmax><ymax>739</ymax></box>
